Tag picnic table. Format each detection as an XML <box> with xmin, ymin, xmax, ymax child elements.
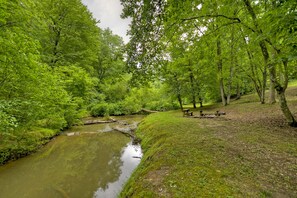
<box><xmin>183</xmin><ymin>109</ymin><xmax>193</xmax><ymax>116</ymax></box>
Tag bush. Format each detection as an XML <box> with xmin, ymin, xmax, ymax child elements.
<box><xmin>121</xmin><ymin>97</ymin><xmax>142</xmax><ymax>115</ymax></box>
<box><xmin>0</xmin><ymin>128</ymin><xmax>57</xmax><ymax>165</ymax></box>
<box><xmin>0</xmin><ymin>110</ymin><xmax>18</xmax><ymax>132</ymax></box>
<box><xmin>90</xmin><ymin>103</ymin><xmax>109</xmax><ymax>116</ymax></box>
<box><xmin>108</xmin><ymin>103</ymin><xmax>125</xmax><ymax>116</ymax></box>
<box><xmin>146</xmin><ymin>101</ymin><xmax>180</xmax><ymax>111</ymax></box>
<box><xmin>37</xmin><ymin>115</ymin><xmax>67</xmax><ymax>131</ymax></box>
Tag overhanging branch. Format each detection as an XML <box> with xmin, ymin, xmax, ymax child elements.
<box><xmin>181</xmin><ymin>14</ymin><xmax>256</xmax><ymax>33</ymax></box>
<box><xmin>181</xmin><ymin>14</ymin><xmax>241</xmax><ymax>23</ymax></box>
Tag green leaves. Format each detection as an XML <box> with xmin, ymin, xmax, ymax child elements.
<box><xmin>40</xmin><ymin>0</ymin><xmax>100</xmax><ymax>70</ymax></box>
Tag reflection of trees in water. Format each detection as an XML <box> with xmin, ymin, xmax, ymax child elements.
<box><xmin>30</xmin><ymin>132</ymin><xmax>129</xmax><ymax>197</ymax></box>
<box><xmin>97</xmin><ymin>153</ymin><xmax>123</xmax><ymax>190</ymax></box>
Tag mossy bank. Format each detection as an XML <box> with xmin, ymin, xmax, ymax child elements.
<box><xmin>0</xmin><ymin>128</ymin><xmax>59</xmax><ymax>165</ymax></box>
<box><xmin>120</xmin><ymin>88</ymin><xmax>297</xmax><ymax>197</ymax></box>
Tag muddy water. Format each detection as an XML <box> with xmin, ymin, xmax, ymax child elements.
<box><xmin>0</xmin><ymin>116</ymin><xmax>144</xmax><ymax>198</ymax></box>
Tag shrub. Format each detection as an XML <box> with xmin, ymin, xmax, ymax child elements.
<box><xmin>90</xmin><ymin>103</ymin><xmax>109</xmax><ymax>116</ymax></box>
<box><xmin>108</xmin><ymin>103</ymin><xmax>125</xmax><ymax>116</ymax></box>
<box><xmin>121</xmin><ymin>97</ymin><xmax>142</xmax><ymax>115</ymax></box>
<box><xmin>146</xmin><ymin>101</ymin><xmax>180</xmax><ymax>111</ymax></box>
<box><xmin>0</xmin><ymin>128</ymin><xmax>57</xmax><ymax>165</ymax></box>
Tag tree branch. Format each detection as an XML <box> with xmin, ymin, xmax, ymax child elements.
<box><xmin>181</xmin><ymin>14</ymin><xmax>256</xmax><ymax>33</ymax></box>
<box><xmin>181</xmin><ymin>14</ymin><xmax>241</xmax><ymax>22</ymax></box>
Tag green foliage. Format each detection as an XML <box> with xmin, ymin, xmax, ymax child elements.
<box><xmin>120</xmin><ymin>98</ymin><xmax>142</xmax><ymax>115</ymax></box>
<box><xmin>95</xmin><ymin>29</ymin><xmax>125</xmax><ymax>82</ymax></box>
<box><xmin>108</xmin><ymin>103</ymin><xmax>125</xmax><ymax>116</ymax></box>
<box><xmin>0</xmin><ymin>102</ymin><xmax>18</xmax><ymax>132</ymax></box>
<box><xmin>89</xmin><ymin>101</ymin><xmax>141</xmax><ymax>117</ymax></box>
<box><xmin>89</xmin><ymin>81</ymin><xmax>180</xmax><ymax>117</ymax></box>
<box><xmin>90</xmin><ymin>103</ymin><xmax>110</xmax><ymax>117</ymax></box>
<box><xmin>39</xmin><ymin>0</ymin><xmax>100</xmax><ymax>70</ymax></box>
<box><xmin>121</xmin><ymin>0</ymin><xmax>297</xmax><ymax>125</ymax></box>
<box><xmin>146</xmin><ymin>101</ymin><xmax>179</xmax><ymax>111</ymax></box>
<box><xmin>54</xmin><ymin>66</ymin><xmax>97</xmax><ymax>102</ymax></box>
<box><xmin>0</xmin><ymin>127</ymin><xmax>57</xmax><ymax>165</ymax></box>
<box><xmin>0</xmin><ymin>0</ymin><xmax>120</xmax><ymax>164</ymax></box>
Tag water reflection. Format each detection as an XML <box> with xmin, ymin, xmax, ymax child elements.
<box><xmin>94</xmin><ymin>143</ymin><xmax>142</xmax><ymax>198</ymax></box>
<box><xmin>0</xmin><ymin>115</ymin><xmax>144</xmax><ymax>198</ymax></box>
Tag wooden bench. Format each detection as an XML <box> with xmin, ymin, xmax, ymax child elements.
<box><xmin>183</xmin><ymin>109</ymin><xmax>193</xmax><ymax>116</ymax></box>
<box><xmin>199</xmin><ymin>110</ymin><xmax>226</xmax><ymax>117</ymax></box>
<box><xmin>215</xmin><ymin>110</ymin><xmax>226</xmax><ymax>116</ymax></box>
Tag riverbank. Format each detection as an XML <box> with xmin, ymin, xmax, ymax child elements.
<box><xmin>120</xmin><ymin>87</ymin><xmax>297</xmax><ymax>197</ymax></box>
<box><xmin>0</xmin><ymin>115</ymin><xmax>144</xmax><ymax>198</ymax></box>
<box><xmin>0</xmin><ymin>115</ymin><xmax>142</xmax><ymax>165</ymax></box>
<box><xmin>0</xmin><ymin>128</ymin><xmax>59</xmax><ymax>165</ymax></box>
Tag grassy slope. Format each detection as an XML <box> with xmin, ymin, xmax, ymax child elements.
<box><xmin>120</xmin><ymin>87</ymin><xmax>297</xmax><ymax>197</ymax></box>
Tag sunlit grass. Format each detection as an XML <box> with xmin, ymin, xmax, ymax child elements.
<box><xmin>183</xmin><ymin>101</ymin><xmax>215</xmax><ymax>109</ymax></box>
<box><xmin>120</xmin><ymin>86</ymin><xmax>297</xmax><ymax>197</ymax></box>
<box><xmin>288</xmin><ymin>80</ymin><xmax>297</xmax><ymax>87</ymax></box>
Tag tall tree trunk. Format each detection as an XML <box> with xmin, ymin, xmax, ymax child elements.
<box><xmin>268</xmin><ymin>0</ymin><xmax>276</xmax><ymax>104</ymax></box>
<box><xmin>217</xmin><ymin>38</ymin><xmax>227</xmax><ymax>106</ymax></box>
<box><xmin>269</xmin><ymin>74</ymin><xmax>276</xmax><ymax>104</ymax></box>
<box><xmin>199</xmin><ymin>97</ymin><xmax>203</xmax><ymax>108</ymax></box>
<box><xmin>276</xmin><ymin>88</ymin><xmax>297</xmax><ymax>126</ymax></box>
<box><xmin>50</xmin><ymin>28</ymin><xmax>61</xmax><ymax>67</ymax></box>
<box><xmin>227</xmin><ymin>16</ymin><xmax>236</xmax><ymax>105</ymax></box>
<box><xmin>189</xmin><ymin>68</ymin><xmax>197</xmax><ymax>108</ymax></box>
<box><xmin>177</xmin><ymin>93</ymin><xmax>183</xmax><ymax>111</ymax></box>
<box><xmin>269</xmin><ymin>53</ymin><xmax>276</xmax><ymax>104</ymax></box>
<box><xmin>174</xmin><ymin>74</ymin><xmax>184</xmax><ymax>111</ymax></box>
<box><xmin>247</xmin><ymin>54</ymin><xmax>262</xmax><ymax>100</ymax></box>
<box><xmin>273</xmin><ymin>60</ymin><xmax>297</xmax><ymax>126</ymax></box>
<box><xmin>227</xmin><ymin>47</ymin><xmax>235</xmax><ymax>105</ymax></box>
<box><xmin>243</xmin><ymin>0</ymin><xmax>297</xmax><ymax>127</ymax></box>
<box><xmin>227</xmin><ymin>66</ymin><xmax>233</xmax><ymax>105</ymax></box>
<box><xmin>259</xmin><ymin>41</ymin><xmax>268</xmax><ymax>104</ymax></box>
<box><xmin>243</xmin><ymin>0</ymin><xmax>268</xmax><ymax>104</ymax></box>
<box><xmin>242</xmin><ymin>33</ymin><xmax>263</xmax><ymax>102</ymax></box>
<box><xmin>236</xmin><ymin>83</ymin><xmax>241</xmax><ymax>100</ymax></box>
<box><xmin>227</xmin><ymin>57</ymin><xmax>233</xmax><ymax>104</ymax></box>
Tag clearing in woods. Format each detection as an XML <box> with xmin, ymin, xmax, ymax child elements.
<box><xmin>120</xmin><ymin>86</ymin><xmax>297</xmax><ymax>197</ymax></box>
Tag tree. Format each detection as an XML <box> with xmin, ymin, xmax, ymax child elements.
<box><xmin>94</xmin><ymin>29</ymin><xmax>125</xmax><ymax>83</ymax></box>
<box><xmin>40</xmin><ymin>0</ymin><xmax>100</xmax><ymax>72</ymax></box>
<box><xmin>121</xmin><ymin>0</ymin><xmax>297</xmax><ymax>126</ymax></box>
<box><xmin>242</xmin><ymin>0</ymin><xmax>297</xmax><ymax>126</ymax></box>
<box><xmin>0</xmin><ymin>0</ymin><xmax>101</xmax><ymax>131</ymax></box>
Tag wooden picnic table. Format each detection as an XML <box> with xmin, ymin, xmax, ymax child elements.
<box><xmin>183</xmin><ymin>109</ymin><xmax>193</xmax><ymax>116</ymax></box>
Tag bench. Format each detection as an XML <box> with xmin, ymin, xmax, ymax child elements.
<box><xmin>183</xmin><ymin>109</ymin><xmax>193</xmax><ymax>116</ymax></box>
<box><xmin>215</xmin><ymin>110</ymin><xmax>226</xmax><ymax>116</ymax></box>
<box><xmin>200</xmin><ymin>110</ymin><xmax>226</xmax><ymax>117</ymax></box>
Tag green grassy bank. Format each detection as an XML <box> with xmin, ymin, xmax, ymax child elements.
<box><xmin>120</xmin><ymin>88</ymin><xmax>297</xmax><ymax>197</ymax></box>
<box><xmin>0</xmin><ymin>128</ymin><xmax>59</xmax><ymax>165</ymax></box>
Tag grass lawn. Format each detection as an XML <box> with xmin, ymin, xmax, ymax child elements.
<box><xmin>120</xmin><ymin>87</ymin><xmax>297</xmax><ymax>197</ymax></box>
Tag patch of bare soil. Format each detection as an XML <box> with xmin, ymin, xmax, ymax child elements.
<box><xmin>202</xmin><ymin>101</ymin><xmax>297</xmax><ymax>196</ymax></box>
<box><xmin>144</xmin><ymin>167</ymin><xmax>172</xmax><ymax>197</ymax></box>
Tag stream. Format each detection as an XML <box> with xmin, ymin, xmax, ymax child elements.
<box><xmin>0</xmin><ymin>115</ymin><xmax>144</xmax><ymax>198</ymax></box>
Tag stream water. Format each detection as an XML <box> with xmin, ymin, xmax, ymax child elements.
<box><xmin>0</xmin><ymin>115</ymin><xmax>144</xmax><ymax>198</ymax></box>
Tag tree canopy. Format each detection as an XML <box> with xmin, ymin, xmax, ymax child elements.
<box><xmin>121</xmin><ymin>0</ymin><xmax>297</xmax><ymax>126</ymax></box>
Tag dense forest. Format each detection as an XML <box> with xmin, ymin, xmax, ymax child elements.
<box><xmin>0</xmin><ymin>0</ymin><xmax>296</xmax><ymax>163</ymax></box>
